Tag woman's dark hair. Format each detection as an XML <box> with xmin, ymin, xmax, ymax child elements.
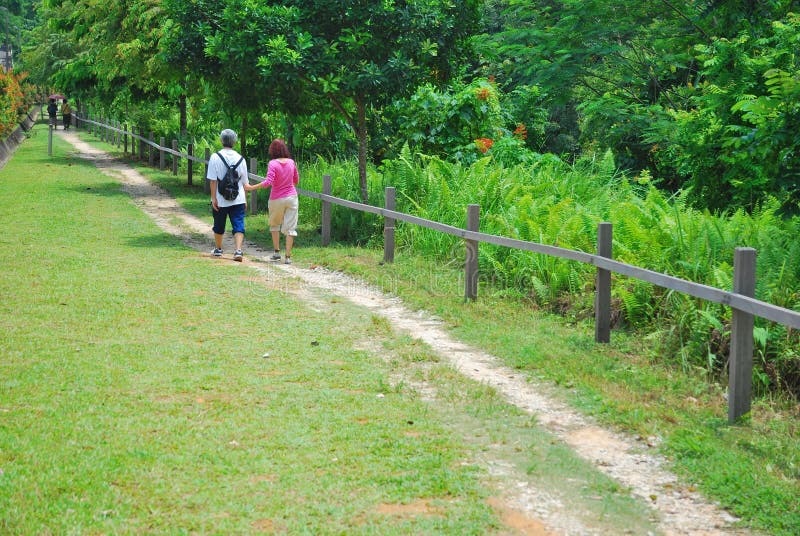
<box><xmin>268</xmin><ymin>139</ymin><xmax>291</xmax><ymax>159</ymax></box>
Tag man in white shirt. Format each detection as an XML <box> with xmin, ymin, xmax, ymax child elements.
<box><xmin>207</xmin><ymin>129</ymin><xmax>248</xmax><ymax>261</ymax></box>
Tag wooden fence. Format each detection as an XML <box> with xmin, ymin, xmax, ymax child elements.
<box><xmin>69</xmin><ymin>113</ymin><xmax>800</xmax><ymax>424</ymax></box>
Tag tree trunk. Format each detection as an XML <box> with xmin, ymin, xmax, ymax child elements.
<box><xmin>356</xmin><ymin>97</ymin><xmax>368</xmax><ymax>203</ymax></box>
<box><xmin>240</xmin><ymin>115</ymin><xmax>248</xmax><ymax>160</ymax></box>
<box><xmin>179</xmin><ymin>94</ymin><xmax>187</xmax><ymax>138</ymax></box>
<box><xmin>326</xmin><ymin>93</ymin><xmax>368</xmax><ymax>202</ymax></box>
<box><xmin>286</xmin><ymin>119</ymin><xmax>294</xmax><ymax>155</ymax></box>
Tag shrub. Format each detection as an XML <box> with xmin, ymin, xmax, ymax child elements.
<box><xmin>0</xmin><ymin>71</ymin><xmax>27</xmax><ymax>139</ymax></box>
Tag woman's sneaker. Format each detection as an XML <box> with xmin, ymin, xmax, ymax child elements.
<box><xmin>233</xmin><ymin>250</ymin><xmax>243</xmax><ymax>262</ymax></box>
<box><xmin>212</xmin><ymin>248</ymin><xmax>223</xmax><ymax>257</ymax></box>
<box><xmin>284</xmin><ymin>256</ymin><xmax>292</xmax><ymax>265</ymax></box>
<box><xmin>269</xmin><ymin>251</ymin><xmax>281</xmax><ymax>261</ymax></box>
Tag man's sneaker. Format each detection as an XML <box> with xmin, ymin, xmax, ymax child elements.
<box><xmin>233</xmin><ymin>250</ymin><xmax>243</xmax><ymax>262</ymax></box>
<box><xmin>269</xmin><ymin>252</ymin><xmax>281</xmax><ymax>261</ymax></box>
<box><xmin>284</xmin><ymin>256</ymin><xmax>292</xmax><ymax>265</ymax></box>
<box><xmin>212</xmin><ymin>248</ymin><xmax>223</xmax><ymax>257</ymax></box>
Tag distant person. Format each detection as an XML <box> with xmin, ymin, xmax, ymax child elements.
<box><xmin>47</xmin><ymin>99</ymin><xmax>58</xmax><ymax>129</ymax></box>
<box><xmin>207</xmin><ymin>129</ymin><xmax>249</xmax><ymax>262</ymax></box>
<box><xmin>244</xmin><ymin>139</ymin><xmax>299</xmax><ymax>264</ymax></box>
<box><xmin>61</xmin><ymin>99</ymin><xmax>72</xmax><ymax>130</ymax></box>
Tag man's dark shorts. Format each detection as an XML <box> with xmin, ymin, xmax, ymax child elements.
<box><xmin>212</xmin><ymin>203</ymin><xmax>246</xmax><ymax>235</ymax></box>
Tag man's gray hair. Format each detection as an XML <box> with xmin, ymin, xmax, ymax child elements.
<box><xmin>220</xmin><ymin>129</ymin><xmax>238</xmax><ymax>147</ymax></box>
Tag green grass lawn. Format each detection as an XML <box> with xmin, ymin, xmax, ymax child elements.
<box><xmin>5</xmin><ymin>123</ymin><xmax>797</xmax><ymax>534</ymax></box>
<box><xmin>108</xmin><ymin>125</ymin><xmax>800</xmax><ymax>534</ymax></box>
<box><xmin>0</xmin><ymin>126</ymin><xmax>490</xmax><ymax>533</ymax></box>
<box><xmin>0</xmin><ymin>126</ymin><xmax>674</xmax><ymax>534</ymax></box>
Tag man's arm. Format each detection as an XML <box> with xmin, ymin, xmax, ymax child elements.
<box><xmin>210</xmin><ymin>179</ymin><xmax>219</xmax><ymax>211</ymax></box>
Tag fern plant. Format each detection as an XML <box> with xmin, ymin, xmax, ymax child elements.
<box><xmin>369</xmin><ymin>148</ymin><xmax>800</xmax><ymax>396</ymax></box>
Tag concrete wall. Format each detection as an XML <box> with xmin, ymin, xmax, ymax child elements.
<box><xmin>0</xmin><ymin>108</ymin><xmax>39</xmax><ymax>171</ymax></box>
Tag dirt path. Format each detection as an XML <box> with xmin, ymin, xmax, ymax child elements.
<box><xmin>63</xmin><ymin>131</ymin><xmax>748</xmax><ymax>535</ymax></box>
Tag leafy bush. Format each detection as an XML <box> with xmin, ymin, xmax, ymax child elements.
<box><xmin>388</xmin><ymin>78</ymin><xmax>515</xmax><ymax>163</ymax></box>
<box><xmin>0</xmin><ymin>71</ymin><xmax>28</xmax><ymax>138</ymax></box>
<box><xmin>646</xmin><ymin>13</ymin><xmax>800</xmax><ymax>214</ymax></box>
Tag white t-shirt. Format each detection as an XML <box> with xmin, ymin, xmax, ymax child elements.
<box><xmin>207</xmin><ymin>148</ymin><xmax>248</xmax><ymax>207</ymax></box>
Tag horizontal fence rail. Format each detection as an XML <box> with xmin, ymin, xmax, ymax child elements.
<box><xmin>302</xmin><ymin>191</ymin><xmax>800</xmax><ymax>329</ymax></box>
<box><xmin>71</xmin><ymin>113</ymin><xmax>800</xmax><ymax>423</ymax></box>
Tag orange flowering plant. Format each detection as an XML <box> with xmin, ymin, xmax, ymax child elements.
<box><xmin>474</xmin><ymin>137</ymin><xmax>494</xmax><ymax>153</ymax></box>
<box><xmin>0</xmin><ymin>70</ymin><xmax>28</xmax><ymax>139</ymax></box>
<box><xmin>475</xmin><ymin>87</ymin><xmax>492</xmax><ymax>101</ymax></box>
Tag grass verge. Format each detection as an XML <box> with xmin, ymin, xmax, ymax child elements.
<box><xmin>34</xmin><ymin>125</ymin><xmax>800</xmax><ymax>534</ymax></box>
<box><xmin>0</xmin><ymin>125</ymin><xmax>670</xmax><ymax>533</ymax></box>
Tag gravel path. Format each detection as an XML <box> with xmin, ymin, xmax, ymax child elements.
<box><xmin>64</xmin><ymin>131</ymin><xmax>749</xmax><ymax>536</ymax></box>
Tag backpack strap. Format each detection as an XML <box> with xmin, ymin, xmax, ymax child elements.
<box><xmin>216</xmin><ymin>151</ymin><xmax>230</xmax><ymax>171</ymax></box>
<box><xmin>216</xmin><ymin>152</ymin><xmax>244</xmax><ymax>176</ymax></box>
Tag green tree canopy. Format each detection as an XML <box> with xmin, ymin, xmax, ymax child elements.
<box><xmin>473</xmin><ymin>0</ymin><xmax>800</xmax><ymax>212</ymax></box>
<box><xmin>252</xmin><ymin>0</ymin><xmax>482</xmax><ymax>200</ymax></box>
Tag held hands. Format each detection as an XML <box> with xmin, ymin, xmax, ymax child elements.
<box><xmin>244</xmin><ymin>180</ymin><xmax>268</xmax><ymax>192</ymax></box>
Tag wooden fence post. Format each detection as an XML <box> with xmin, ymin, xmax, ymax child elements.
<box><xmin>321</xmin><ymin>174</ymin><xmax>332</xmax><ymax>247</ymax></box>
<box><xmin>159</xmin><ymin>137</ymin><xmax>166</xmax><ymax>171</ymax></box>
<box><xmin>384</xmin><ymin>186</ymin><xmax>396</xmax><ymax>263</ymax></box>
<box><xmin>172</xmin><ymin>139</ymin><xmax>178</xmax><ymax>175</ymax></box>
<box><xmin>123</xmin><ymin>124</ymin><xmax>128</xmax><ymax>155</ymax></box>
<box><xmin>204</xmin><ymin>148</ymin><xmax>211</xmax><ymax>194</ymax></box>
<box><xmin>595</xmin><ymin>222</ymin><xmax>613</xmax><ymax>343</ymax></box>
<box><xmin>131</xmin><ymin>126</ymin><xmax>136</xmax><ymax>157</ymax></box>
<box><xmin>248</xmin><ymin>158</ymin><xmax>258</xmax><ymax>214</ymax></box>
<box><xmin>148</xmin><ymin>132</ymin><xmax>155</xmax><ymax>166</ymax></box>
<box><xmin>728</xmin><ymin>247</ymin><xmax>757</xmax><ymax>423</ymax></box>
<box><xmin>187</xmin><ymin>144</ymin><xmax>193</xmax><ymax>186</ymax></box>
<box><xmin>465</xmin><ymin>204</ymin><xmax>480</xmax><ymax>301</ymax></box>
<box><xmin>139</xmin><ymin>127</ymin><xmax>146</xmax><ymax>161</ymax></box>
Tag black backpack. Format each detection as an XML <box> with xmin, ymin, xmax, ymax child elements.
<box><xmin>216</xmin><ymin>151</ymin><xmax>244</xmax><ymax>201</ymax></box>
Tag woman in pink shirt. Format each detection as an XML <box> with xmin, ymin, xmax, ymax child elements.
<box><xmin>245</xmin><ymin>139</ymin><xmax>300</xmax><ymax>264</ymax></box>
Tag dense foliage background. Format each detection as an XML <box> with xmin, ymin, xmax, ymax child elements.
<box><xmin>7</xmin><ymin>0</ymin><xmax>800</xmax><ymax>397</ymax></box>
